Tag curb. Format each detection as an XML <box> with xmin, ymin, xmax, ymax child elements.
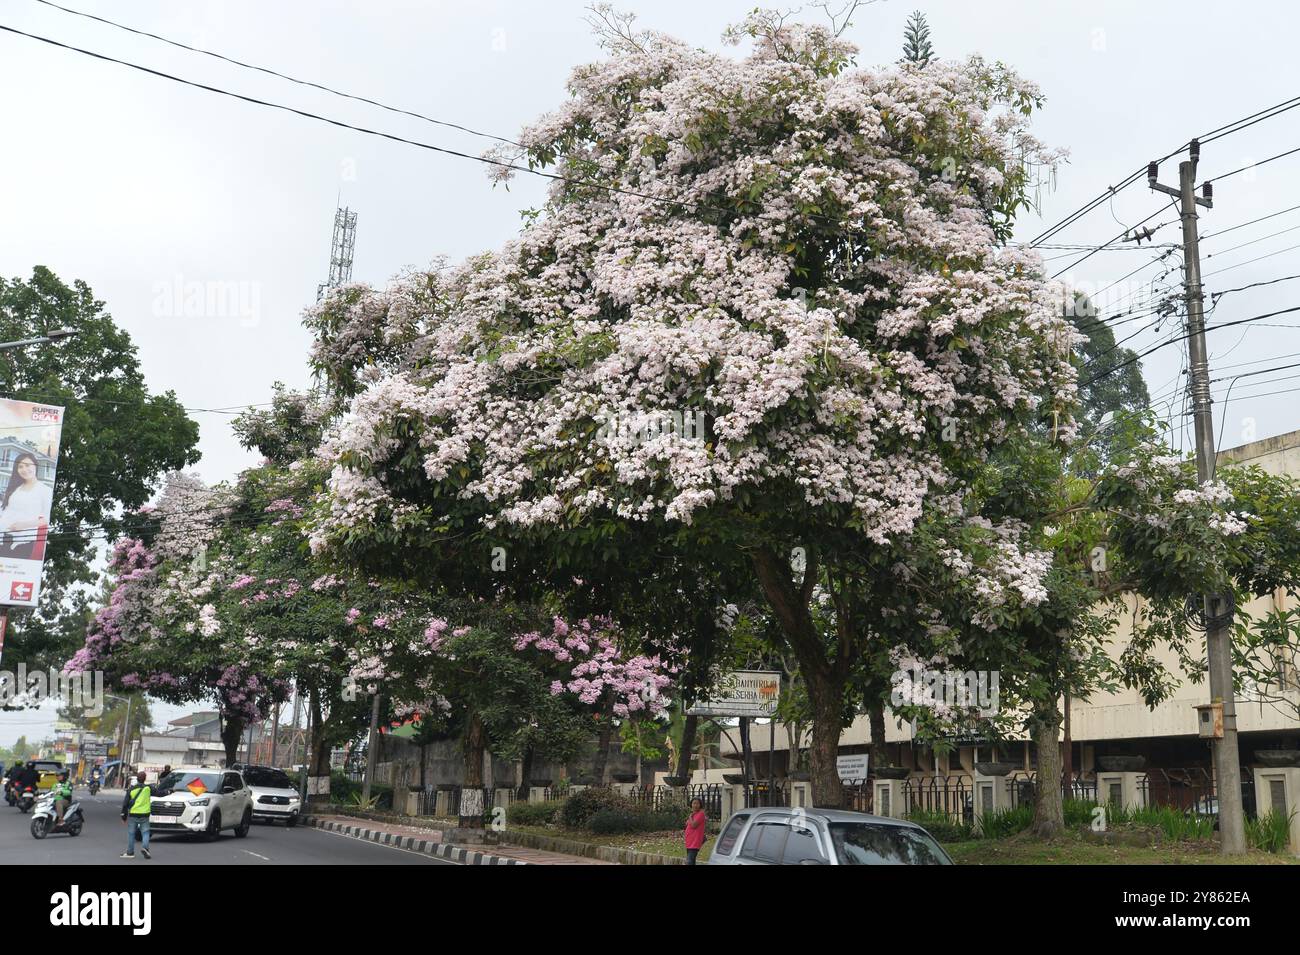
<box><xmin>303</xmin><ymin>816</ymin><xmax>528</xmax><ymax>865</ymax></box>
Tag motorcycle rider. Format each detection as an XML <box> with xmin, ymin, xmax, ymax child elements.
<box><xmin>88</xmin><ymin>765</ymin><xmax>102</xmax><ymax>792</ymax></box>
<box><xmin>51</xmin><ymin>770</ymin><xmax>73</xmax><ymax>825</ymax></box>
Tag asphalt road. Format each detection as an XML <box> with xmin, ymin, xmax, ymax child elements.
<box><xmin>0</xmin><ymin>789</ymin><xmax>452</xmax><ymax>865</ymax></box>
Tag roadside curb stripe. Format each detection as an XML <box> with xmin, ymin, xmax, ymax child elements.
<box><xmin>303</xmin><ymin>816</ymin><xmax>527</xmax><ymax>865</ymax></box>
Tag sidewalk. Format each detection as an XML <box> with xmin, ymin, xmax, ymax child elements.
<box><xmin>306</xmin><ymin>813</ymin><xmax>613</xmax><ymax>865</ymax></box>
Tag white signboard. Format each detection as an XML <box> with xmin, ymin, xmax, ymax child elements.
<box><xmin>687</xmin><ymin>670</ymin><xmax>781</xmax><ymax>718</ymax></box>
<box><xmin>837</xmin><ymin>754</ymin><xmax>869</xmax><ymax>780</ymax></box>
<box><xmin>0</xmin><ymin>399</ymin><xmax>64</xmax><ymax>612</ymax></box>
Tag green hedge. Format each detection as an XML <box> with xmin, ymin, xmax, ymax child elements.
<box><xmin>588</xmin><ymin>807</ymin><xmax>687</xmax><ymax>834</ymax></box>
<box><xmin>559</xmin><ymin>787</ymin><xmax>630</xmax><ymax>828</ymax></box>
<box><xmin>507</xmin><ymin>799</ymin><xmax>565</xmax><ymax>827</ymax></box>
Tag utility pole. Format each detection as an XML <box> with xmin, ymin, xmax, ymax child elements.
<box><xmin>1149</xmin><ymin>140</ymin><xmax>1246</xmax><ymax>855</ymax></box>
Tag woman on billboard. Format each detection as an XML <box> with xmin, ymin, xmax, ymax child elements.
<box><xmin>0</xmin><ymin>453</ymin><xmax>52</xmax><ymax>559</ymax></box>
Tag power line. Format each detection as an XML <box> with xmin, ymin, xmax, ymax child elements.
<box><xmin>1202</xmin><ymin>222</ymin><xmax>1300</xmax><ymax>260</ymax></box>
<box><xmin>1209</xmin><ymin>272</ymin><xmax>1300</xmax><ymax>303</ymax></box>
<box><xmin>1206</xmin><ymin>144</ymin><xmax>1300</xmax><ymax>184</ymax></box>
<box><xmin>1201</xmin><ymin>202</ymin><xmax>1300</xmax><ymax>241</ymax></box>
<box><xmin>1081</xmin><ymin>304</ymin><xmax>1300</xmax><ymax>386</ymax></box>
<box><xmin>1201</xmin><ymin>242</ymin><xmax>1300</xmax><ymax>279</ymax></box>
<box><xmin>28</xmin><ymin>0</ymin><xmax>522</xmax><ymax>148</ymax></box>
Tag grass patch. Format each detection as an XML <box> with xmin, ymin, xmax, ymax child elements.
<box><xmin>943</xmin><ymin>830</ymin><xmax>1297</xmax><ymax>865</ymax></box>
<box><xmin>1247</xmin><ymin>810</ymin><xmax>1295</xmax><ymax>854</ymax></box>
<box><xmin>507</xmin><ymin>822</ymin><xmax>714</xmax><ymax>861</ymax></box>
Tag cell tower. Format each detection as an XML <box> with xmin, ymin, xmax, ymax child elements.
<box><xmin>316</xmin><ymin>206</ymin><xmax>358</xmax><ymax>301</ymax></box>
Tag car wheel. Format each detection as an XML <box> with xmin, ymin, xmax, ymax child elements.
<box><xmin>287</xmin><ymin>813</ymin><xmax>298</xmax><ymax>828</ymax></box>
<box><xmin>205</xmin><ymin>809</ymin><xmax>222</xmax><ymax>841</ymax></box>
<box><xmin>235</xmin><ymin>809</ymin><xmax>252</xmax><ymax>838</ymax></box>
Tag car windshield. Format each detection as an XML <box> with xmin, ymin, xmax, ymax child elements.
<box><xmin>243</xmin><ymin>768</ymin><xmax>293</xmax><ymax>789</ymax></box>
<box><xmin>828</xmin><ymin>822</ymin><xmax>952</xmax><ymax>865</ymax></box>
<box><xmin>157</xmin><ymin>772</ymin><xmax>222</xmax><ymax>795</ymax></box>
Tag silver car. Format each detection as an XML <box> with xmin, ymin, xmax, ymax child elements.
<box><xmin>707</xmin><ymin>807</ymin><xmax>953</xmax><ymax>865</ymax></box>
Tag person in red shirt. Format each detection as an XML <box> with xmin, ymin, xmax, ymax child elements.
<box><xmin>684</xmin><ymin>797</ymin><xmax>708</xmax><ymax>865</ymax></box>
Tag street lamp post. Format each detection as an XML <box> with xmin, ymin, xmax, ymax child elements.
<box><xmin>0</xmin><ymin>328</ymin><xmax>78</xmax><ymax>351</ymax></box>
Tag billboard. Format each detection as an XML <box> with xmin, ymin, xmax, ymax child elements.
<box><xmin>686</xmin><ymin>670</ymin><xmax>782</xmax><ymax>718</ymax></box>
<box><xmin>0</xmin><ymin>398</ymin><xmax>63</xmax><ymax>609</ymax></box>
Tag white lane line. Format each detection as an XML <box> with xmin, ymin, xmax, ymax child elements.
<box><xmin>242</xmin><ymin>849</ymin><xmax>272</xmax><ymax>861</ymax></box>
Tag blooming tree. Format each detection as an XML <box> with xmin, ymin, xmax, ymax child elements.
<box><xmin>306</xmin><ymin>12</ymin><xmax>1077</xmax><ymax>803</ymax></box>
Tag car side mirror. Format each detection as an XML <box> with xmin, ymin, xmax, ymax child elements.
<box><xmin>221</xmin><ymin>786</ymin><xmax>236</xmax><ymax>794</ymax></box>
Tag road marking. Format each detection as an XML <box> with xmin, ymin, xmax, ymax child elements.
<box><xmin>242</xmin><ymin>849</ymin><xmax>271</xmax><ymax>861</ymax></box>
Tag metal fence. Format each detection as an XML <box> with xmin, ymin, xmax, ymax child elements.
<box><xmin>626</xmin><ymin>783</ymin><xmax>724</xmax><ymax>819</ymax></box>
<box><xmin>901</xmin><ymin>774</ymin><xmax>973</xmax><ymax>824</ymax></box>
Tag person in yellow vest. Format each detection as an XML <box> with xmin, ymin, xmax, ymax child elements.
<box><xmin>120</xmin><ymin>770</ymin><xmax>152</xmax><ymax>859</ymax></box>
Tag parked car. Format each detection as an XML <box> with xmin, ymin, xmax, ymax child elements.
<box><xmin>242</xmin><ymin>765</ymin><xmax>302</xmax><ymax>826</ymax></box>
<box><xmin>148</xmin><ymin>767</ymin><xmax>253</xmax><ymax>840</ymax></box>
<box><xmin>707</xmin><ymin>807</ymin><xmax>953</xmax><ymax>865</ymax></box>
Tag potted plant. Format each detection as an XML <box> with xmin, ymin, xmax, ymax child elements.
<box><xmin>1254</xmin><ymin>750</ymin><xmax>1300</xmax><ymax>767</ymax></box>
<box><xmin>722</xmin><ymin>773</ymin><xmax>746</xmax><ymax>785</ymax></box>
<box><xmin>973</xmin><ymin>761</ymin><xmax>1018</xmax><ymax>777</ymax></box>
<box><xmin>528</xmin><ymin>778</ymin><xmax>552</xmax><ymax>788</ymax></box>
<box><xmin>612</xmin><ymin>771</ymin><xmax>638</xmax><ymax>784</ymax></box>
<box><xmin>1097</xmin><ymin>755</ymin><xmax>1147</xmax><ymax>772</ymax></box>
<box><xmin>874</xmin><ymin>766</ymin><xmax>909</xmax><ymax>780</ymax></box>
<box><xmin>663</xmin><ymin>775</ymin><xmax>688</xmax><ymax>787</ymax></box>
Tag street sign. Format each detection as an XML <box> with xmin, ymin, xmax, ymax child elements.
<box><xmin>687</xmin><ymin>670</ymin><xmax>781</xmax><ymax>718</ymax></box>
<box><xmin>837</xmin><ymin>754</ymin><xmax>869</xmax><ymax>780</ymax></box>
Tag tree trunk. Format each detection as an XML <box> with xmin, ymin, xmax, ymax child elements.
<box><xmin>739</xmin><ymin>717</ymin><xmax>754</xmax><ymax>795</ymax></box>
<box><xmin>868</xmin><ymin>698</ymin><xmax>889</xmax><ymax>770</ymax></box>
<box><xmin>219</xmin><ymin>714</ymin><xmax>245</xmax><ymax>768</ymax></box>
<box><xmin>808</xmin><ymin>675</ymin><xmax>846</xmax><ymax>807</ymax></box>
<box><xmin>460</xmin><ymin>712</ymin><xmax>486</xmax><ymax>829</ymax></box>
<box><xmin>592</xmin><ymin>693</ymin><xmax>616</xmax><ymax>784</ymax></box>
<box><xmin>518</xmin><ymin>743</ymin><xmax>534</xmax><ymax>799</ymax></box>
<box><xmin>1029</xmin><ymin>708</ymin><xmax>1065</xmax><ymax>838</ymax></box>
<box><xmin>675</xmin><ymin>714</ymin><xmax>698</xmax><ymax>781</ymax></box>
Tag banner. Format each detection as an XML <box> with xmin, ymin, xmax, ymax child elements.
<box><xmin>686</xmin><ymin>670</ymin><xmax>781</xmax><ymax>718</ymax></box>
<box><xmin>0</xmin><ymin>398</ymin><xmax>63</xmax><ymax>609</ymax></box>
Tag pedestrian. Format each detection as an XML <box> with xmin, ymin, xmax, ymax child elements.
<box><xmin>684</xmin><ymin>797</ymin><xmax>707</xmax><ymax>865</ymax></box>
<box><xmin>121</xmin><ymin>770</ymin><xmax>152</xmax><ymax>860</ymax></box>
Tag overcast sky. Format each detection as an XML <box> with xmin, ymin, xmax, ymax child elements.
<box><xmin>3</xmin><ymin>0</ymin><xmax>1299</xmax><ymax>747</ymax></box>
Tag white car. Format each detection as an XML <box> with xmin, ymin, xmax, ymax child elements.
<box><xmin>148</xmin><ymin>767</ymin><xmax>253</xmax><ymax>840</ymax></box>
<box><xmin>242</xmin><ymin>765</ymin><xmax>302</xmax><ymax>826</ymax></box>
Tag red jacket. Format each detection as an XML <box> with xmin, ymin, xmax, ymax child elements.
<box><xmin>684</xmin><ymin>810</ymin><xmax>707</xmax><ymax>849</ymax></box>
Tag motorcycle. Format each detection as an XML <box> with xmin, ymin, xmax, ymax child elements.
<box><xmin>30</xmin><ymin>792</ymin><xmax>83</xmax><ymax>839</ymax></box>
<box><xmin>16</xmin><ymin>786</ymin><xmax>36</xmax><ymax>814</ymax></box>
<box><xmin>87</xmin><ymin>779</ymin><xmax>100</xmax><ymax>796</ymax></box>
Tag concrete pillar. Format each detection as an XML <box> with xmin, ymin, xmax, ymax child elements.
<box><xmin>1253</xmin><ymin>766</ymin><xmax>1300</xmax><ymax>855</ymax></box>
<box><xmin>613</xmin><ymin>782</ymin><xmax>636</xmax><ymax>797</ymax></box>
<box><xmin>404</xmin><ymin>790</ymin><xmax>420</xmax><ymax>816</ymax></box>
<box><xmin>873</xmin><ymin>778</ymin><xmax>906</xmax><ymax>819</ymax></box>
<box><xmin>972</xmin><ymin>773</ymin><xmax>1011</xmax><ymax>833</ymax></box>
<box><xmin>789</xmin><ymin>781</ymin><xmax>812</xmax><ymax>808</ymax></box>
<box><xmin>528</xmin><ymin>786</ymin><xmax>548</xmax><ymax>804</ymax></box>
<box><xmin>1096</xmin><ymin>771</ymin><xmax>1146</xmax><ymax>811</ymax></box>
<box><xmin>435</xmin><ymin>789</ymin><xmax>453</xmax><ymax>817</ymax></box>
<box><xmin>721</xmin><ymin>784</ymin><xmax>747</xmax><ymax>819</ymax></box>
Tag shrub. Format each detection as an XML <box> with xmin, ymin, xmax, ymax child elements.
<box><xmin>1247</xmin><ymin>810</ymin><xmax>1293</xmax><ymax>854</ymax></box>
<box><xmin>978</xmin><ymin>805</ymin><xmax>1032</xmax><ymax>839</ymax></box>
<box><xmin>1064</xmin><ymin>798</ymin><xmax>1099</xmax><ymax>829</ymax></box>
<box><xmin>559</xmin><ymin>786</ymin><xmax>630</xmax><ymax>828</ymax></box>
<box><xmin>507</xmin><ymin>799</ymin><xmax>564</xmax><ymax>827</ymax></box>
<box><xmin>588</xmin><ymin>808</ymin><xmax>686</xmax><ymax>834</ymax></box>
<box><xmin>907</xmin><ymin>808</ymin><xmax>973</xmax><ymax>843</ymax></box>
